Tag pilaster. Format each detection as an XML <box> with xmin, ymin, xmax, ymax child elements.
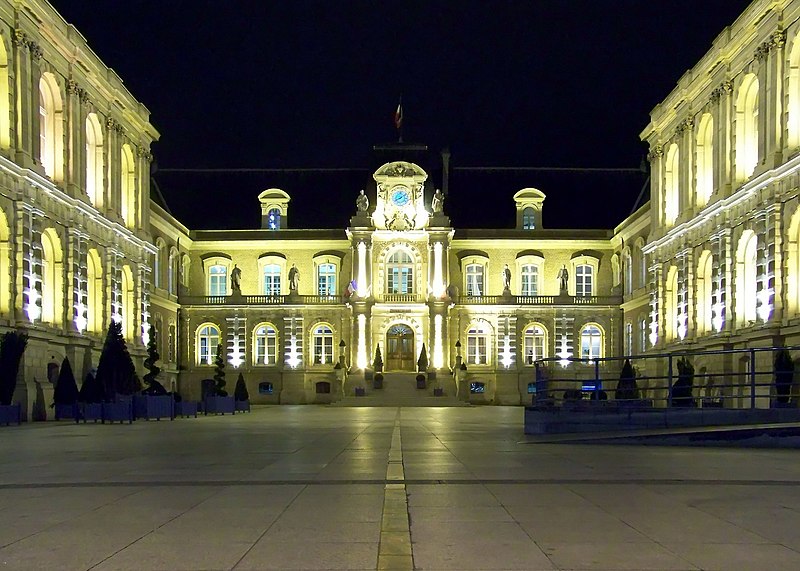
<box><xmin>12</xmin><ymin>30</ymin><xmax>33</xmax><ymax>168</ymax></box>
<box><xmin>69</xmin><ymin>228</ymin><xmax>88</xmax><ymax>333</ymax></box>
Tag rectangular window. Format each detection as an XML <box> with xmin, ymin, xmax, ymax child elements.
<box><xmin>625</xmin><ymin>322</ymin><xmax>633</xmax><ymax>355</ymax></box>
<box><xmin>318</xmin><ymin>263</ymin><xmax>337</xmax><ymax>296</ymax></box>
<box><xmin>639</xmin><ymin>319</ymin><xmax>648</xmax><ymax>352</ymax></box>
<box><xmin>467</xmin><ymin>335</ymin><xmax>486</xmax><ymax>364</ymax></box>
<box><xmin>263</xmin><ymin>265</ymin><xmax>281</xmax><ymax>295</ymax></box>
<box><xmin>576</xmin><ymin>265</ymin><xmax>593</xmax><ymax>297</ymax></box>
<box><xmin>255</xmin><ymin>336</ymin><xmax>277</xmax><ymax>365</ymax></box>
<box><xmin>209</xmin><ymin>265</ymin><xmax>227</xmax><ymax>296</ymax></box>
<box><xmin>521</xmin><ymin>265</ymin><xmax>538</xmax><ymax>296</ymax></box>
<box><xmin>314</xmin><ymin>336</ymin><xmax>333</xmax><ymax>364</ymax></box>
<box><xmin>465</xmin><ymin>264</ymin><xmax>484</xmax><ymax>296</ymax></box>
<box><xmin>388</xmin><ymin>267</ymin><xmax>413</xmax><ymax>294</ymax></box>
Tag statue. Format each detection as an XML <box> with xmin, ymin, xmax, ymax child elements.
<box><xmin>502</xmin><ymin>264</ymin><xmax>511</xmax><ymax>291</ymax></box>
<box><xmin>558</xmin><ymin>265</ymin><xmax>569</xmax><ymax>293</ymax></box>
<box><xmin>288</xmin><ymin>263</ymin><xmax>300</xmax><ymax>292</ymax></box>
<box><xmin>230</xmin><ymin>264</ymin><xmax>242</xmax><ymax>293</ymax></box>
<box><xmin>432</xmin><ymin>189</ymin><xmax>444</xmax><ymax>213</ymax></box>
<box><xmin>356</xmin><ymin>190</ymin><xmax>369</xmax><ymax>213</ymax></box>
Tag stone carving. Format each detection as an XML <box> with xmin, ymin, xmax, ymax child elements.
<box><xmin>647</xmin><ymin>144</ymin><xmax>663</xmax><ymax>162</ymax></box>
<box><xmin>289</xmin><ymin>263</ymin><xmax>300</xmax><ymax>292</ymax></box>
<box><xmin>432</xmin><ymin>189</ymin><xmax>444</xmax><ymax>213</ymax></box>
<box><xmin>502</xmin><ymin>264</ymin><xmax>511</xmax><ymax>291</ymax></box>
<box><xmin>558</xmin><ymin>265</ymin><xmax>569</xmax><ymax>294</ymax></box>
<box><xmin>230</xmin><ymin>264</ymin><xmax>241</xmax><ymax>293</ymax></box>
<box><xmin>356</xmin><ymin>189</ymin><xmax>369</xmax><ymax>212</ymax></box>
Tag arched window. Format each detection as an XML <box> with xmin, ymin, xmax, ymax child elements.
<box><xmin>260</xmin><ymin>264</ymin><xmax>280</xmax><ymax>295</ymax></box>
<box><xmin>664</xmin><ymin>143</ymin><xmax>680</xmax><ymax>226</ymax></box>
<box><xmin>696</xmin><ymin>251</ymin><xmax>713</xmax><ymax>335</ymax></box>
<box><xmin>522</xmin><ymin>323</ymin><xmax>546</xmax><ymax>365</ymax></box>
<box><xmin>120</xmin><ymin>144</ymin><xmax>136</xmax><ymax>228</ymax></box>
<box><xmin>623</xmin><ymin>250</ymin><xmax>633</xmax><ymax>294</ymax></box>
<box><xmin>168</xmin><ymin>322</ymin><xmax>176</xmax><ymax>362</ymax></box>
<box><xmin>575</xmin><ymin>264</ymin><xmax>594</xmax><ymax>297</ymax></box>
<box><xmin>736</xmin><ymin>231</ymin><xmax>758</xmax><ymax>325</ymax></box>
<box><xmin>197</xmin><ymin>324</ymin><xmax>220</xmax><ymax>365</ymax></box>
<box><xmin>312</xmin><ymin>324</ymin><xmax>334</xmax><ymax>365</ymax></box>
<box><xmin>790</xmin><ymin>38</ymin><xmax>800</xmax><ymax>149</ymax></box>
<box><xmin>665</xmin><ymin>266</ymin><xmax>679</xmax><ymax>341</ymax></box>
<box><xmin>625</xmin><ymin>322</ymin><xmax>633</xmax><ymax>354</ymax></box>
<box><xmin>580</xmin><ymin>324</ymin><xmax>603</xmax><ymax>360</ymax></box>
<box><xmin>317</xmin><ymin>263</ymin><xmax>336</xmax><ymax>296</ymax></box>
<box><xmin>208</xmin><ymin>264</ymin><xmax>227</xmax><ymax>296</ymax></box>
<box><xmin>87</xmin><ymin>248</ymin><xmax>103</xmax><ymax>333</ymax></box>
<box><xmin>466</xmin><ymin>322</ymin><xmax>491</xmax><ymax>365</ymax></box>
<box><xmin>154</xmin><ymin>238</ymin><xmax>166</xmax><ymax>289</ymax></box>
<box><xmin>121</xmin><ymin>265</ymin><xmax>134</xmax><ymax>342</ymax></box>
<box><xmin>520</xmin><ymin>264</ymin><xmax>538</xmax><ymax>296</ymax></box>
<box><xmin>254</xmin><ymin>323</ymin><xmax>278</xmax><ymax>365</ymax></box>
<box><xmin>639</xmin><ymin>318</ymin><xmax>648</xmax><ymax>352</ymax></box>
<box><xmin>696</xmin><ymin>113</ymin><xmax>714</xmax><ymax>207</ymax></box>
<box><xmin>522</xmin><ymin>207</ymin><xmax>535</xmax><ymax>230</ymax></box>
<box><xmin>0</xmin><ymin>208</ymin><xmax>10</xmax><ymax>315</ymax></box>
<box><xmin>168</xmin><ymin>249</ymin><xmax>179</xmax><ymax>295</ymax></box>
<box><xmin>267</xmin><ymin>208</ymin><xmax>281</xmax><ymax>230</ymax></box>
<box><xmin>85</xmin><ymin>114</ymin><xmax>104</xmax><ymax>207</ymax></box>
<box><xmin>39</xmin><ymin>74</ymin><xmax>63</xmax><ymax>181</ymax></box>
<box><xmin>0</xmin><ymin>38</ymin><xmax>9</xmax><ymax>149</ymax></box>
<box><xmin>465</xmin><ymin>263</ymin><xmax>484</xmax><ymax>296</ymax></box>
<box><xmin>41</xmin><ymin>228</ymin><xmax>64</xmax><ymax>326</ymax></box>
<box><xmin>736</xmin><ymin>74</ymin><xmax>759</xmax><ymax>182</ymax></box>
<box><xmin>387</xmin><ymin>250</ymin><xmax>414</xmax><ymax>294</ymax></box>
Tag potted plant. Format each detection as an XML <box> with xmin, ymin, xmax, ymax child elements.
<box><xmin>417</xmin><ymin>344</ymin><xmax>428</xmax><ymax>373</ymax></box>
<box><xmin>416</xmin><ymin>373</ymin><xmax>426</xmax><ymax>390</ymax></box>
<box><xmin>671</xmin><ymin>356</ymin><xmax>695</xmax><ymax>407</ymax></box>
<box><xmin>204</xmin><ymin>343</ymin><xmax>234</xmax><ymax>414</ymax></box>
<box><xmin>0</xmin><ymin>331</ymin><xmax>27</xmax><ymax>425</ymax></box>
<box><xmin>234</xmin><ymin>372</ymin><xmax>250</xmax><ymax>412</ymax></box>
<box><xmin>373</xmin><ymin>346</ymin><xmax>383</xmax><ymax>373</ymax></box>
<box><xmin>774</xmin><ymin>348</ymin><xmax>794</xmax><ymax>406</ymax></box>
<box><xmin>135</xmin><ymin>325</ymin><xmax>174</xmax><ymax>420</ymax></box>
<box><xmin>78</xmin><ymin>370</ymin><xmax>103</xmax><ymax>422</ymax></box>
<box><xmin>373</xmin><ymin>372</ymin><xmax>384</xmax><ymax>390</ymax></box>
<box><xmin>53</xmin><ymin>356</ymin><xmax>79</xmax><ymax>420</ymax></box>
<box><xmin>615</xmin><ymin>359</ymin><xmax>639</xmax><ymax>400</ymax></box>
<box><xmin>95</xmin><ymin>321</ymin><xmax>137</xmax><ymax>423</ymax></box>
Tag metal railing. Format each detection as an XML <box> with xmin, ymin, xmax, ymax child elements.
<box><xmin>531</xmin><ymin>345</ymin><xmax>800</xmax><ymax>410</ymax></box>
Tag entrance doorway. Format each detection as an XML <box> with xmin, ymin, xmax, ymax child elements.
<box><xmin>386</xmin><ymin>324</ymin><xmax>415</xmax><ymax>371</ymax></box>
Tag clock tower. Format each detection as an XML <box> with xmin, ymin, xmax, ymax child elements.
<box><xmin>371</xmin><ymin>161</ymin><xmax>430</xmax><ymax>230</ymax></box>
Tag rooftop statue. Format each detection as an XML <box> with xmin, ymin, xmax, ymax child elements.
<box><xmin>356</xmin><ymin>189</ymin><xmax>369</xmax><ymax>213</ymax></box>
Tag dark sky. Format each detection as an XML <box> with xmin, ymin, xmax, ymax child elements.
<box><xmin>50</xmin><ymin>0</ymin><xmax>752</xmax><ymax>231</ymax></box>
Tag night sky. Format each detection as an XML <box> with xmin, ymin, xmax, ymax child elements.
<box><xmin>50</xmin><ymin>0</ymin><xmax>752</xmax><ymax>231</ymax></box>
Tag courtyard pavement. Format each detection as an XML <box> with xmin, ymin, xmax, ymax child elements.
<box><xmin>1</xmin><ymin>406</ymin><xmax>800</xmax><ymax>570</ymax></box>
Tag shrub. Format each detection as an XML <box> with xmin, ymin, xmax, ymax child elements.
<box><xmin>373</xmin><ymin>346</ymin><xmax>383</xmax><ymax>372</ymax></box>
<box><xmin>615</xmin><ymin>359</ymin><xmax>639</xmax><ymax>400</ymax></box>
<box><xmin>96</xmin><ymin>321</ymin><xmax>140</xmax><ymax>400</ymax></box>
<box><xmin>563</xmin><ymin>389</ymin><xmax>583</xmax><ymax>401</ymax></box>
<box><xmin>213</xmin><ymin>343</ymin><xmax>227</xmax><ymax>396</ymax></box>
<box><xmin>0</xmin><ymin>331</ymin><xmax>27</xmax><ymax>405</ymax></box>
<box><xmin>79</xmin><ymin>371</ymin><xmax>104</xmax><ymax>403</ymax></box>
<box><xmin>142</xmin><ymin>324</ymin><xmax>167</xmax><ymax>396</ymax></box>
<box><xmin>234</xmin><ymin>372</ymin><xmax>249</xmax><ymax>402</ymax></box>
<box><xmin>53</xmin><ymin>357</ymin><xmax>79</xmax><ymax>405</ymax></box>
<box><xmin>671</xmin><ymin>357</ymin><xmax>695</xmax><ymax>407</ymax></box>
<box><xmin>775</xmin><ymin>348</ymin><xmax>794</xmax><ymax>404</ymax></box>
<box><xmin>417</xmin><ymin>344</ymin><xmax>428</xmax><ymax>372</ymax></box>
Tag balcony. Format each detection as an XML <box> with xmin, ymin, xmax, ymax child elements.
<box><xmin>379</xmin><ymin>293</ymin><xmax>423</xmax><ymax>303</ymax></box>
<box><xmin>179</xmin><ymin>294</ymin><xmax>344</xmax><ymax>307</ymax></box>
<box><xmin>457</xmin><ymin>295</ymin><xmax>623</xmax><ymax>306</ymax></box>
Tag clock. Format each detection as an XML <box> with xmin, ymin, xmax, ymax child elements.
<box><xmin>390</xmin><ymin>186</ymin><xmax>411</xmax><ymax>207</ymax></box>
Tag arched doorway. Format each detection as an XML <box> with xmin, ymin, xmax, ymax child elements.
<box><xmin>386</xmin><ymin>324</ymin><xmax>414</xmax><ymax>371</ymax></box>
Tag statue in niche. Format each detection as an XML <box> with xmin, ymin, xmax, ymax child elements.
<box><xmin>288</xmin><ymin>263</ymin><xmax>300</xmax><ymax>292</ymax></box>
<box><xmin>558</xmin><ymin>265</ymin><xmax>569</xmax><ymax>294</ymax></box>
<box><xmin>230</xmin><ymin>264</ymin><xmax>242</xmax><ymax>293</ymax></box>
<box><xmin>432</xmin><ymin>188</ymin><xmax>444</xmax><ymax>213</ymax></box>
<box><xmin>502</xmin><ymin>264</ymin><xmax>511</xmax><ymax>291</ymax></box>
<box><xmin>356</xmin><ymin>189</ymin><xmax>369</xmax><ymax>213</ymax></box>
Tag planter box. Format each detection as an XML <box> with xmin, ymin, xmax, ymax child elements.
<box><xmin>354</xmin><ymin>387</ymin><xmax>366</xmax><ymax>397</ymax></box>
<box><xmin>235</xmin><ymin>400</ymin><xmax>250</xmax><ymax>412</ymax></box>
<box><xmin>0</xmin><ymin>403</ymin><xmax>21</xmax><ymax>425</ymax></box>
<box><xmin>54</xmin><ymin>403</ymin><xmax>78</xmax><ymax>420</ymax></box>
<box><xmin>433</xmin><ymin>387</ymin><xmax>444</xmax><ymax>397</ymax></box>
<box><xmin>102</xmin><ymin>400</ymin><xmax>133</xmax><ymax>424</ymax></box>
<box><xmin>416</xmin><ymin>379</ymin><xmax>427</xmax><ymax>389</ymax></box>
<box><xmin>78</xmin><ymin>402</ymin><xmax>103</xmax><ymax>423</ymax></box>
<box><xmin>174</xmin><ymin>401</ymin><xmax>199</xmax><ymax>418</ymax></box>
<box><xmin>373</xmin><ymin>379</ymin><xmax>383</xmax><ymax>389</ymax></box>
<box><xmin>134</xmin><ymin>395</ymin><xmax>175</xmax><ymax>420</ymax></box>
<box><xmin>204</xmin><ymin>395</ymin><xmax>235</xmax><ymax>415</ymax></box>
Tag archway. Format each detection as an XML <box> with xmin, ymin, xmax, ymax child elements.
<box><xmin>385</xmin><ymin>323</ymin><xmax>415</xmax><ymax>371</ymax></box>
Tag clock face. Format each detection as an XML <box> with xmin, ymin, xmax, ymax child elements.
<box><xmin>391</xmin><ymin>186</ymin><xmax>411</xmax><ymax>207</ymax></box>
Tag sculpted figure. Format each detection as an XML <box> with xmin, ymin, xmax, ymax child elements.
<box><xmin>356</xmin><ymin>190</ymin><xmax>369</xmax><ymax>212</ymax></box>
<box><xmin>502</xmin><ymin>264</ymin><xmax>511</xmax><ymax>291</ymax></box>
<box><xmin>432</xmin><ymin>189</ymin><xmax>444</xmax><ymax>213</ymax></box>
<box><xmin>230</xmin><ymin>264</ymin><xmax>242</xmax><ymax>293</ymax></box>
<box><xmin>289</xmin><ymin>263</ymin><xmax>300</xmax><ymax>291</ymax></box>
<box><xmin>558</xmin><ymin>265</ymin><xmax>569</xmax><ymax>293</ymax></box>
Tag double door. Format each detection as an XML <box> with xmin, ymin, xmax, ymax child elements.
<box><xmin>385</xmin><ymin>324</ymin><xmax>414</xmax><ymax>371</ymax></box>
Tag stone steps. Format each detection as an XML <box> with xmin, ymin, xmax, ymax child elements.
<box><xmin>334</xmin><ymin>372</ymin><xmax>467</xmax><ymax>407</ymax></box>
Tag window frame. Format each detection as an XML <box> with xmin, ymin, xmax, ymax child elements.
<box><xmin>253</xmin><ymin>322</ymin><xmax>278</xmax><ymax>366</ymax></box>
<box><xmin>580</xmin><ymin>323</ymin><xmax>604</xmax><ymax>361</ymax></box>
<box><xmin>522</xmin><ymin>322</ymin><xmax>547</xmax><ymax>365</ymax></box>
<box><xmin>196</xmin><ymin>323</ymin><xmax>221</xmax><ymax>366</ymax></box>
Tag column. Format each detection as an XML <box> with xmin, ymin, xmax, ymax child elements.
<box><xmin>717</xmin><ymin>81</ymin><xmax>734</xmax><ymax>197</ymax></box>
<box><xmin>765</xmin><ymin>30</ymin><xmax>786</xmax><ymax>168</ymax></box>
<box><xmin>496</xmin><ymin>313</ymin><xmax>517</xmax><ymax>369</ymax></box>
<box><xmin>226</xmin><ymin>314</ymin><xmax>245</xmax><ymax>368</ymax></box>
<box><xmin>17</xmin><ymin>203</ymin><xmax>42</xmax><ymax>322</ymax></box>
<box><xmin>140</xmin><ymin>264</ymin><xmax>152</xmax><ymax>344</ymax></box>
<box><xmin>756</xmin><ymin>209</ymin><xmax>777</xmax><ymax>323</ymax></box>
<box><xmin>105</xmin><ymin>118</ymin><xmax>119</xmax><ymax>220</ymax></box>
<box><xmin>107</xmin><ymin>249</ymin><xmax>121</xmax><ymax>324</ymax></box>
<box><xmin>680</xmin><ymin>117</ymin><xmax>695</xmax><ymax>221</ymax></box>
<box><xmin>771</xmin><ymin>204</ymin><xmax>784</xmax><ymax>321</ymax></box>
<box><xmin>69</xmin><ymin>228</ymin><xmax>88</xmax><ymax>332</ymax></box>
<box><xmin>647</xmin><ymin>145</ymin><xmax>664</xmax><ymax>231</ymax></box>
<box><xmin>283</xmin><ymin>314</ymin><xmax>303</xmax><ymax>368</ymax></box>
<box><xmin>64</xmin><ymin>80</ymin><xmax>84</xmax><ymax>197</ymax></box>
<box><xmin>648</xmin><ymin>262</ymin><xmax>661</xmax><ymax>348</ymax></box>
<box><xmin>12</xmin><ymin>30</ymin><xmax>34</xmax><ymax>167</ymax></box>
<box><xmin>677</xmin><ymin>249</ymin><xmax>690</xmax><ymax>340</ymax></box>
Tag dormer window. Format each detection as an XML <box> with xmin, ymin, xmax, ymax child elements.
<box><xmin>268</xmin><ymin>208</ymin><xmax>281</xmax><ymax>230</ymax></box>
<box><xmin>522</xmin><ymin>207</ymin><xmax>535</xmax><ymax>230</ymax></box>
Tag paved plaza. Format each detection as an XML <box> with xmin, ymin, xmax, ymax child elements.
<box><xmin>2</xmin><ymin>407</ymin><xmax>800</xmax><ymax>570</ymax></box>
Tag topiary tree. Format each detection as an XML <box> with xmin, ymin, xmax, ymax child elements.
<box><xmin>615</xmin><ymin>358</ymin><xmax>639</xmax><ymax>400</ymax></box>
<box><xmin>213</xmin><ymin>342</ymin><xmax>227</xmax><ymax>396</ymax></box>
<box><xmin>775</xmin><ymin>348</ymin><xmax>794</xmax><ymax>404</ymax></box>
<box><xmin>96</xmin><ymin>320</ymin><xmax>140</xmax><ymax>401</ymax></box>
<box><xmin>142</xmin><ymin>324</ymin><xmax>167</xmax><ymax>396</ymax></box>
<box><xmin>672</xmin><ymin>356</ymin><xmax>695</xmax><ymax>407</ymax></box>
<box><xmin>234</xmin><ymin>372</ymin><xmax>249</xmax><ymax>402</ymax></box>
<box><xmin>373</xmin><ymin>345</ymin><xmax>383</xmax><ymax>373</ymax></box>
<box><xmin>79</xmin><ymin>370</ymin><xmax>104</xmax><ymax>403</ymax></box>
<box><xmin>417</xmin><ymin>343</ymin><xmax>428</xmax><ymax>372</ymax></box>
<box><xmin>53</xmin><ymin>356</ymin><xmax>79</xmax><ymax>406</ymax></box>
<box><xmin>0</xmin><ymin>331</ymin><xmax>28</xmax><ymax>405</ymax></box>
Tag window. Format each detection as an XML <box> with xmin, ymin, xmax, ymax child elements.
<box><xmin>696</xmin><ymin>113</ymin><xmax>714</xmax><ymax>206</ymax></box>
<box><xmin>40</xmin><ymin>228</ymin><xmax>64</xmax><ymax>326</ymax></box>
<box><xmin>575</xmin><ymin>264</ymin><xmax>593</xmax><ymax>297</ymax></box>
<box><xmin>86</xmin><ymin>249</ymin><xmax>103</xmax><ymax>333</ymax></box>
<box><xmin>263</xmin><ymin>264</ymin><xmax>281</xmax><ymax>295</ymax></box>
<box><xmin>523</xmin><ymin>324</ymin><xmax>546</xmax><ymax>365</ymax></box>
<box><xmin>154</xmin><ymin>239</ymin><xmax>165</xmax><ymax>289</ymax></box>
<box><xmin>736</xmin><ymin>74</ymin><xmax>759</xmax><ymax>182</ymax></box>
<box><xmin>168</xmin><ymin>322</ymin><xmax>176</xmax><ymax>362</ymax></box>
<box><xmin>39</xmin><ymin>74</ymin><xmax>63</xmax><ymax>180</ymax></box>
<box><xmin>520</xmin><ymin>265</ymin><xmax>538</xmax><ymax>296</ymax></box>
<box><xmin>470</xmin><ymin>382</ymin><xmax>486</xmax><ymax>394</ymax></box>
<box><xmin>312</xmin><ymin>324</ymin><xmax>334</xmax><ymax>365</ymax></box>
<box><xmin>318</xmin><ymin>263</ymin><xmax>336</xmax><ymax>296</ymax></box>
<box><xmin>197</xmin><ymin>324</ymin><xmax>220</xmax><ymax>365</ymax></box>
<box><xmin>315</xmin><ymin>381</ymin><xmax>331</xmax><ymax>394</ymax></box>
<box><xmin>664</xmin><ymin>143</ymin><xmax>679</xmax><ymax>226</ymax></box>
<box><xmin>580</xmin><ymin>324</ymin><xmax>603</xmax><ymax>360</ymax></box>
<box><xmin>467</xmin><ymin>322</ymin><xmax>490</xmax><ymax>365</ymax></box>
<box><xmin>259</xmin><ymin>382</ymin><xmax>274</xmax><ymax>395</ymax></box>
<box><xmin>168</xmin><ymin>249</ymin><xmax>179</xmax><ymax>295</ymax></box>
<box><xmin>625</xmin><ymin>322</ymin><xmax>633</xmax><ymax>355</ymax></box>
<box><xmin>0</xmin><ymin>40</ymin><xmax>9</xmax><ymax>150</ymax></box>
<box><xmin>696</xmin><ymin>251</ymin><xmax>713</xmax><ymax>334</ymax></box>
<box><xmin>623</xmin><ymin>250</ymin><xmax>633</xmax><ymax>294</ymax></box>
<box><xmin>85</xmin><ymin>113</ymin><xmax>104</xmax><ymax>207</ymax></box>
<box><xmin>522</xmin><ymin>207</ymin><xmax>535</xmax><ymax>230</ymax></box>
<box><xmin>267</xmin><ymin>208</ymin><xmax>281</xmax><ymax>230</ymax></box>
<box><xmin>208</xmin><ymin>265</ymin><xmax>227</xmax><ymax>296</ymax></box>
<box><xmin>666</xmin><ymin>266</ymin><xmax>679</xmax><ymax>340</ymax></box>
<box><xmin>120</xmin><ymin>144</ymin><xmax>136</xmax><ymax>229</ymax></box>
<box><xmin>387</xmin><ymin>250</ymin><xmax>414</xmax><ymax>294</ymax></box>
<box><xmin>736</xmin><ymin>231</ymin><xmax>758</xmax><ymax>325</ymax></box>
<box><xmin>465</xmin><ymin>263</ymin><xmax>484</xmax><ymax>296</ymax></box>
<box><xmin>639</xmin><ymin>319</ymin><xmax>648</xmax><ymax>352</ymax></box>
<box><xmin>254</xmin><ymin>324</ymin><xmax>278</xmax><ymax>365</ymax></box>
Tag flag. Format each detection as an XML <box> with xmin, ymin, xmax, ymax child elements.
<box><xmin>346</xmin><ymin>280</ymin><xmax>357</xmax><ymax>297</ymax></box>
<box><xmin>394</xmin><ymin>99</ymin><xmax>403</xmax><ymax>130</ymax></box>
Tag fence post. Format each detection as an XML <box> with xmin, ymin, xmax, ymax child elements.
<box><xmin>750</xmin><ymin>348</ymin><xmax>757</xmax><ymax>409</ymax></box>
<box><xmin>667</xmin><ymin>354</ymin><xmax>673</xmax><ymax>408</ymax></box>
